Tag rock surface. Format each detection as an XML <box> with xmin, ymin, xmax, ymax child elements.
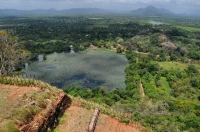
<box><xmin>20</xmin><ymin>92</ymin><xmax>71</xmax><ymax>132</ymax></box>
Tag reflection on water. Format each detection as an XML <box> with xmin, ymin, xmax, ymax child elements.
<box><xmin>44</xmin><ymin>66</ymin><xmax>56</xmax><ymax>70</ymax></box>
<box><xmin>25</xmin><ymin>50</ymin><xmax>128</xmax><ymax>90</ymax></box>
<box><xmin>149</xmin><ymin>20</ymin><xmax>164</xmax><ymax>25</ymax></box>
<box><xmin>25</xmin><ymin>63</ymin><xmax>28</xmax><ymax>68</ymax></box>
<box><xmin>70</xmin><ymin>50</ymin><xmax>75</xmax><ymax>53</ymax></box>
<box><xmin>51</xmin><ymin>73</ymin><xmax>105</xmax><ymax>88</ymax></box>
<box><xmin>38</xmin><ymin>55</ymin><xmax>43</xmax><ymax>61</ymax></box>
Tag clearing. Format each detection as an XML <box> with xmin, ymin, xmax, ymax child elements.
<box><xmin>155</xmin><ymin>61</ymin><xmax>200</xmax><ymax>71</ymax></box>
<box><xmin>174</xmin><ymin>25</ymin><xmax>200</xmax><ymax>32</ymax></box>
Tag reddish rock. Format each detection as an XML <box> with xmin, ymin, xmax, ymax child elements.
<box><xmin>20</xmin><ymin>92</ymin><xmax>71</xmax><ymax>132</ymax></box>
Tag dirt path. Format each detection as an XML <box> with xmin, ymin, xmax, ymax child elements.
<box><xmin>56</xmin><ymin>106</ymin><xmax>139</xmax><ymax>132</ymax></box>
<box><xmin>56</xmin><ymin>105</ymin><xmax>93</xmax><ymax>132</ymax></box>
<box><xmin>140</xmin><ymin>80</ymin><xmax>145</xmax><ymax>101</ymax></box>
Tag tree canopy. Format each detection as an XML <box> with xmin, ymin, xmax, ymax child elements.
<box><xmin>0</xmin><ymin>31</ymin><xmax>30</xmax><ymax>76</ymax></box>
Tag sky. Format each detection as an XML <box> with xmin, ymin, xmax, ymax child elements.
<box><xmin>0</xmin><ymin>0</ymin><xmax>199</xmax><ymax>13</ymax></box>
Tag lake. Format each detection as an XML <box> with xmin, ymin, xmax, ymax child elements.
<box><xmin>25</xmin><ymin>50</ymin><xmax>128</xmax><ymax>90</ymax></box>
<box><xmin>149</xmin><ymin>20</ymin><xmax>164</xmax><ymax>25</ymax></box>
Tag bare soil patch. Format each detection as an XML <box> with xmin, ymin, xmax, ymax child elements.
<box><xmin>89</xmin><ymin>45</ymin><xmax>99</xmax><ymax>50</ymax></box>
<box><xmin>8</xmin><ymin>85</ymin><xmax>39</xmax><ymax>105</ymax></box>
<box><xmin>161</xmin><ymin>41</ymin><xmax>177</xmax><ymax>49</ymax></box>
<box><xmin>95</xmin><ymin>114</ymin><xmax>139</xmax><ymax>132</ymax></box>
<box><xmin>56</xmin><ymin>105</ymin><xmax>93</xmax><ymax>132</ymax></box>
<box><xmin>0</xmin><ymin>84</ymin><xmax>39</xmax><ymax>128</ymax></box>
<box><xmin>56</xmin><ymin>105</ymin><xmax>139</xmax><ymax>132</ymax></box>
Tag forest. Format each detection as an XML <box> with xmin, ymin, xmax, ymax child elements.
<box><xmin>0</xmin><ymin>14</ymin><xmax>200</xmax><ymax>131</ymax></box>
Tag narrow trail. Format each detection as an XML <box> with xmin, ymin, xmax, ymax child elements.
<box><xmin>140</xmin><ymin>79</ymin><xmax>145</xmax><ymax>101</ymax></box>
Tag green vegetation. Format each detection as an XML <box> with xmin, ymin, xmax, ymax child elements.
<box><xmin>155</xmin><ymin>61</ymin><xmax>200</xmax><ymax>71</ymax></box>
<box><xmin>156</xmin><ymin>61</ymin><xmax>188</xmax><ymax>70</ymax></box>
<box><xmin>175</xmin><ymin>25</ymin><xmax>200</xmax><ymax>32</ymax></box>
<box><xmin>59</xmin><ymin>114</ymin><xmax>67</xmax><ymax>124</ymax></box>
<box><xmin>159</xmin><ymin>77</ymin><xmax>171</xmax><ymax>96</ymax></box>
<box><xmin>66</xmin><ymin>52</ymin><xmax>200</xmax><ymax>131</ymax></box>
<box><xmin>0</xmin><ymin>31</ymin><xmax>30</xmax><ymax>75</ymax></box>
<box><xmin>1</xmin><ymin>121</ymin><xmax>20</xmax><ymax>132</ymax></box>
<box><xmin>0</xmin><ymin>14</ymin><xmax>200</xmax><ymax>131</ymax></box>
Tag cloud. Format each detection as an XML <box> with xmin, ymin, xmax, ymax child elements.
<box><xmin>1</xmin><ymin>0</ymin><xmax>200</xmax><ymax>5</ymax></box>
<box><xmin>0</xmin><ymin>0</ymin><xmax>199</xmax><ymax>13</ymax></box>
<box><xmin>1</xmin><ymin>0</ymin><xmax>199</xmax><ymax>3</ymax></box>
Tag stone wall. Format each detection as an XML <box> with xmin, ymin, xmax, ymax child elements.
<box><xmin>20</xmin><ymin>92</ymin><xmax>71</xmax><ymax>132</ymax></box>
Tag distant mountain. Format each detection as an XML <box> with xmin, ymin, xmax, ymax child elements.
<box><xmin>60</xmin><ymin>8</ymin><xmax>111</xmax><ymax>14</ymax></box>
<box><xmin>131</xmin><ymin>6</ymin><xmax>174</xmax><ymax>16</ymax></box>
<box><xmin>0</xmin><ymin>8</ymin><xmax>113</xmax><ymax>16</ymax></box>
<box><xmin>187</xmin><ymin>9</ymin><xmax>200</xmax><ymax>16</ymax></box>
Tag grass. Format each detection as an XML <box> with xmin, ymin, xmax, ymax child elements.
<box><xmin>155</xmin><ymin>61</ymin><xmax>200</xmax><ymax>71</ymax></box>
<box><xmin>174</xmin><ymin>25</ymin><xmax>200</xmax><ymax>32</ymax></box>
<box><xmin>54</xmin><ymin>128</ymin><xmax>60</xmax><ymax>132</ymax></box>
<box><xmin>0</xmin><ymin>121</ymin><xmax>20</xmax><ymax>132</ymax></box>
<box><xmin>157</xmin><ymin>61</ymin><xmax>187</xmax><ymax>70</ymax></box>
<box><xmin>0</xmin><ymin>86</ymin><xmax>11</xmax><ymax>120</ymax></box>
<box><xmin>0</xmin><ymin>77</ymin><xmax>62</xmax><ymax>131</ymax></box>
<box><xmin>160</xmin><ymin>77</ymin><xmax>171</xmax><ymax>96</ymax></box>
<box><xmin>59</xmin><ymin>114</ymin><xmax>67</xmax><ymax>124</ymax></box>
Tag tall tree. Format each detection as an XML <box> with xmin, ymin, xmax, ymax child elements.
<box><xmin>0</xmin><ymin>31</ymin><xmax>30</xmax><ymax>76</ymax></box>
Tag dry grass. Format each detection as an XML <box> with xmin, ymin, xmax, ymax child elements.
<box><xmin>0</xmin><ymin>77</ymin><xmax>62</xmax><ymax>131</ymax></box>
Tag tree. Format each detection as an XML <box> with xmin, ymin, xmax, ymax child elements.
<box><xmin>190</xmin><ymin>77</ymin><xmax>200</xmax><ymax>88</ymax></box>
<box><xmin>150</xmin><ymin>34</ymin><xmax>159</xmax><ymax>46</ymax></box>
<box><xmin>116</xmin><ymin>47</ymin><xmax>123</xmax><ymax>54</ymax></box>
<box><xmin>187</xmin><ymin>65</ymin><xmax>199</xmax><ymax>74</ymax></box>
<box><xmin>0</xmin><ymin>31</ymin><xmax>30</xmax><ymax>76</ymax></box>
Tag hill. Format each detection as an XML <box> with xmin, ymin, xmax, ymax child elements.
<box><xmin>0</xmin><ymin>77</ymin><xmax>146</xmax><ymax>132</ymax></box>
<box><xmin>131</xmin><ymin>5</ymin><xmax>174</xmax><ymax>16</ymax></box>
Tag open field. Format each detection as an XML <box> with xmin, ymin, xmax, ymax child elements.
<box><xmin>156</xmin><ymin>61</ymin><xmax>200</xmax><ymax>71</ymax></box>
<box><xmin>160</xmin><ymin>77</ymin><xmax>171</xmax><ymax>96</ymax></box>
<box><xmin>174</xmin><ymin>25</ymin><xmax>200</xmax><ymax>32</ymax></box>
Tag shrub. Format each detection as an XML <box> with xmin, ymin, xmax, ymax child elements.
<box><xmin>37</xmin><ymin>97</ymin><xmax>46</xmax><ymax>108</ymax></box>
<box><xmin>12</xmin><ymin>108</ymin><xmax>32</xmax><ymax>125</ymax></box>
<box><xmin>0</xmin><ymin>121</ymin><xmax>20</xmax><ymax>132</ymax></box>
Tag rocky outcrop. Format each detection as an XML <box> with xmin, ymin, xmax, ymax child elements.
<box><xmin>20</xmin><ymin>92</ymin><xmax>71</xmax><ymax>132</ymax></box>
<box><xmin>88</xmin><ymin>108</ymin><xmax>100</xmax><ymax>132</ymax></box>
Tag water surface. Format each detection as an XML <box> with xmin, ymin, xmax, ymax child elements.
<box><xmin>25</xmin><ymin>50</ymin><xmax>128</xmax><ymax>90</ymax></box>
<box><xmin>149</xmin><ymin>20</ymin><xmax>164</xmax><ymax>25</ymax></box>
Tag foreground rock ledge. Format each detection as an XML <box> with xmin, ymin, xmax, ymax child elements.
<box><xmin>20</xmin><ymin>92</ymin><xmax>71</xmax><ymax>132</ymax></box>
